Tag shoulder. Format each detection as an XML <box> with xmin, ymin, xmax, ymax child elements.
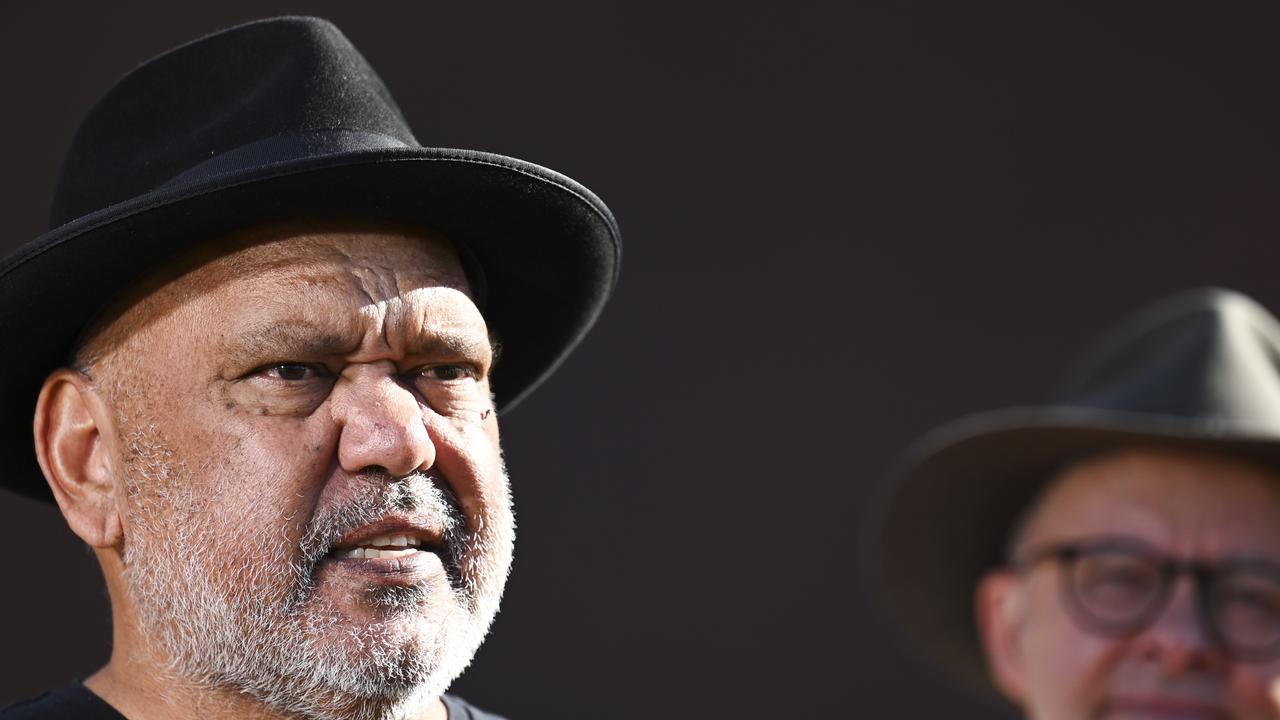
<box><xmin>0</xmin><ymin>684</ymin><xmax>123</xmax><ymax>719</ymax></box>
<box><xmin>442</xmin><ymin>693</ymin><xmax>509</xmax><ymax>720</ymax></box>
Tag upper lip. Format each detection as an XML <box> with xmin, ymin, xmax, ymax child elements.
<box><xmin>328</xmin><ymin>515</ymin><xmax>446</xmax><ymax>553</ymax></box>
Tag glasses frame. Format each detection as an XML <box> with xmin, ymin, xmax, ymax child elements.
<box><xmin>1014</xmin><ymin>536</ymin><xmax>1280</xmax><ymax>663</ymax></box>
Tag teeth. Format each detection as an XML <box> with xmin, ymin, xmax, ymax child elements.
<box><xmin>357</xmin><ymin>534</ymin><xmax>421</xmax><ymax>549</ymax></box>
<box><xmin>336</xmin><ymin>547</ymin><xmax>420</xmax><ymax>560</ymax></box>
<box><xmin>371</xmin><ymin>547</ymin><xmax>416</xmax><ymax>558</ymax></box>
<box><xmin>335</xmin><ymin>533</ymin><xmax>425</xmax><ymax>559</ymax></box>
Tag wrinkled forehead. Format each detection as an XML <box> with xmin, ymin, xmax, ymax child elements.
<box><xmin>1015</xmin><ymin>446</ymin><xmax>1280</xmax><ymax>556</ymax></box>
<box><xmin>186</xmin><ymin>223</ymin><xmax>471</xmax><ymax>296</ymax></box>
<box><xmin>75</xmin><ymin>220</ymin><xmax>475</xmax><ymax>363</ymax></box>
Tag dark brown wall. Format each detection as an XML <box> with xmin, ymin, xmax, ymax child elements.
<box><xmin>4</xmin><ymin>2</ymin><xmax>1280</xmax><ymax>717</ymax></box>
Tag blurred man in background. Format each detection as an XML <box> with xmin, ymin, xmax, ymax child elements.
<box><xmin>874</xmin><ymin>287</ymin><xmax>1280</xmax><ymax>719</ymax></box>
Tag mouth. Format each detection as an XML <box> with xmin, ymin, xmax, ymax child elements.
<box><xmin>1104</xmin><ymin>695</ymin><xmax>1228</xmax><ymax>720</ymax></box>
<box><xmin>326</xmin><ymin>517</ymin><xmax>449</xmax><ymax>564</ymax></box>
<box><xmin>333</xmin><ymin>534</ymin><xmax>428</xmax><ymax>560</ymax></box>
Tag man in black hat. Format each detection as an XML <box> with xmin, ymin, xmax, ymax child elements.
<box><xmin>0</xmin><ymin>16</ymin><xmax>619</xmax><ymax>720</ymax></box>
<box><xmin>873</xmin><ymin>288</ymin><xmax>1280</xmax><ymax>719</ymax></box>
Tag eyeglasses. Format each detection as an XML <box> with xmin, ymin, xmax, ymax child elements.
<box><xmin>1014</xmin><ymin>538</ymin><xmax>1280</xmax><ymax>662</ymax></box>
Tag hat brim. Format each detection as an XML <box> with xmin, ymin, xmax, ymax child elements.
<box><xmin>867</xmin><ymin>406</ymin><xmax>1280</xmax><ymax>699</ymax></box>
<box><xmin>0</xmin><ymin>145</ymin><xmax>620</xmax><ymax>501</ymax></box>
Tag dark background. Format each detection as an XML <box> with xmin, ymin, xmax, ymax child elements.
<box><xmin>3</xmin><ymin>2</ymin><xmax>1280</xmax><ymax>717</ymax></box>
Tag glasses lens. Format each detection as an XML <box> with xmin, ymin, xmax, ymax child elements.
<box><xmin>1069</xmin><ymin>548</ymin><xmax>1164</xmax><ymax>630</ymax></box>
<box><xmin>1211</xmin><ymin>569</ymin><xmax>1280</xmax><ymax>658</ymax></box>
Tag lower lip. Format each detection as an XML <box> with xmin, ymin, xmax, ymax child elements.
<box><xmin>323</xmin><ymin>549</ymin><xmax>443</xmax><ymax>583</ymax></box>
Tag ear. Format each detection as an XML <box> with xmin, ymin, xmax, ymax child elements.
<box><xmin>975</xmin><ymin>570</ymin><xmax>1030</xmax><ymax>706</ymax></box>
<box><xmin>33</xmin><ymin>369</ymin><xmax>123</xmax><ymax>548</ymax></box>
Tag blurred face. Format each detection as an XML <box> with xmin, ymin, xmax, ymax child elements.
<box><xmin>88</xmin><ymin>226</ymin><xmax>513</xmax><ymax>719</ymax></box>
<box><xmin>977</xmin><ymin>448</ymin><xmax>1280</xmax><ymax>720</ymax></box>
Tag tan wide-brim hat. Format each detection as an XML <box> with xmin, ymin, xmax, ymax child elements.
<box><xmin>869</xmin><ymin>287</ymin><xmax>1280</xmax><ymax>696</ymax></box>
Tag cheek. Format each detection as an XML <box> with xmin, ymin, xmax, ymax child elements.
<box><xmin>1226</xmin><ymin>662</ymin><xmax>1280</xmax><ymax>716</ymax></box>
<box><xmin>234</xmin><ymin>423</ymin><xmax>333</xmax><ymax>524</ymax></box>
<box><xmin>424</xmin><ymin>412</ymin><xmax>506</xmax><ymax>521</ymax></box>
<box><xmin>178</xmin><ymin>417</ymin><xmax>330</xmax><ymax>546</ymax></box>
<box><xmin>1021</xmin><ymin>580</ymin><xmax>1126</xmax><ymax>717</ymax></box>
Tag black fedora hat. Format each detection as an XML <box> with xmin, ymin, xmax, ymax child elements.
<box><xmin>0</xmin><ymin>16</ymin><xmax>620</xmax><ymax>501</ymax></box>
<box><xmin>870</xmin><ymin>287</ymin><xmax>1280</xmax><ymax>696</ymax></box>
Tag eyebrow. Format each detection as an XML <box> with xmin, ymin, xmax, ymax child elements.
<box><xmin>221</xmin><ymin>321</ymin><xmax>493</xmax><ymax>365</ymax></box>
<box><xmin>413</xmin><ymin>328</ymin><xmax>494</xmax><ymax>362</ymax></box>
<box><xmin>1017</xmin><ymin>534</ymin><xmax>1280</xmax><ymax>574</ymax></box>
<box><xmin>1220</xmin><ymin>555</ymin><xmax>1280</xmax><ymax>577</ymax></box>
<box><xmin>221</xmin><ymin>322</ymin><xmax>361</xmax><ymax>363</ymax></box>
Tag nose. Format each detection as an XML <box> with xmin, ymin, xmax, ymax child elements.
<box><xmin>1134</xmin><ymin>575</ymin><xmax>1229</xmax><ymax>673</ymax></box>
<box><xmin>330</xmin><ymin>363</ymin><xmax>435</xmax><ymax>477</ymax></box>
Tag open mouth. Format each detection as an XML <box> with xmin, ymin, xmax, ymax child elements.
<box><xmin>326</xmin><ymin>517</ymin><xmax>448</xmax><ymax>562</ymax></box>
<box><xmin>1103</xmin><ymin>695</ymin><xmax>1227</xmax><ymax>720</ymax></box>
<box><xmin>333</xmin><ymin>534</ymin><xmax>427</xmax><ymax>560</ymax></box>
<box><xmin>317</xmin><ymin>515</ymin><xmax>467</xmax><ymax>594</ymax></box>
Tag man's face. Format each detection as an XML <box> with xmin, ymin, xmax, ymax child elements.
<box><xmin>88</xmin><ymin>226</ymin><xmax>512</xmax><ymax>718</ymax></box>
<box><xmin>977</xmin><ymin>448</ymin><xmax>1280</xmax><ymax>720</ymax></box>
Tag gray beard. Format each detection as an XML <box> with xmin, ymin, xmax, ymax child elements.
<box><xmin>119</xmin><ymin>431</ymin><xmax>514</xmax><ymax>720</ymax></box>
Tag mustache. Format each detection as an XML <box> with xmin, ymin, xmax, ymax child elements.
<box><xmin>287</xmin><ymin>472</ymin><xmax>468</xmax><ymax>601</ymax></box>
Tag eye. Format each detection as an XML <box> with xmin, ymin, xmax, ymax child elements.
<box><xmin>420</xmin><ymin>364</ymin><xmax>477</xmax><ymax>382</ymax></box>
<box><xmin>1072</xmin><ymin>550</ymin><xmax>1162</xmax><ymax>620</ymax></box>
<box><xmin>259</xmin><ymin>363</ymin><xmax>323</xmax><ymax>382</ymax></box>
<box><xmin>1214</xmin><ymin>573</ymin><xmax>1280</xmax><ymax>645</ymax></box>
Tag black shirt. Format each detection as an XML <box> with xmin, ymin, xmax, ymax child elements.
<box><xmin>1</xmin><ymin>683</ymin><xmax>507</xmax><ymax>719</ymax></box>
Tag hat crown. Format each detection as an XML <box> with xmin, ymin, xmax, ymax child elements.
<box><xmin>50</xmin><ymin>16</ymin><xmax>415</xmax><ymax>229</ymax></box>
<box><xmin>1</xmin><ymin>14</ymin><xmax>620</xmax><ymax>503</ymax></box>
<box><xmin>1055</xmin><ymin>288</ymin><xmax>1280</xmax><ymax>432</ymax></box>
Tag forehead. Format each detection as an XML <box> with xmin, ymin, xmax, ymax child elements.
<box><xmin>80</xmin><ymin>223</ymin><xmax>473</xmax><ymax>359</ymax></box>
<box><xmin>173</xmin><ymin>223</ymin><xmax>469</xmax><ymax>298</ymax></box>
<box><xmin>1022</xmin><ymin>447</ymin><xmax>1280</xmax><ymax>557</ymax></box>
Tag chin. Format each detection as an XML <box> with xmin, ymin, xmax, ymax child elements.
<box><xmin>296</xmin><ymin>586</ymin><xmax>482</xmax><ymax>702</ymax></box>
<box><xmin>235</xmin><ymin>617</ymin><xmax>460</xmax><ymax>720</ymax></box>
